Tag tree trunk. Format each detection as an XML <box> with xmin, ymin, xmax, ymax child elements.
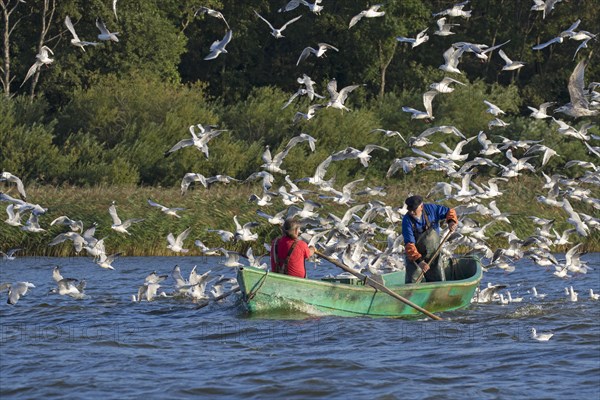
<box><xmin>0</xmin><ymin>0</ymin><xmax>26</xmax><ymax>96</ymax></box>
<box><xmin>378</xmin><ymin>40</ymin><xmax>397</xmax><ymax>99</ymax></box>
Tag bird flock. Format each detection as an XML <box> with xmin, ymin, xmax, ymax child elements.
<box><xmin>3</xmin><ymin>1</ymin><xmax>599</xmax><ymax>328</ymax></box>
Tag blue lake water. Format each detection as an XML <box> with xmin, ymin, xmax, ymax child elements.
<box><xmin>1</xmin><ymin>255</ymin><xmax>599</xmax><ymax>399</ymax></box>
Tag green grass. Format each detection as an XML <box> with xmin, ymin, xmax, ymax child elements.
<box><xmin>1</xmin><ymin>177</ymin><xmax>598</xmax><ymax>257</ymax></box>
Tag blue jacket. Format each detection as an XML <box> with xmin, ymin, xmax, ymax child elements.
<box><xmin>402</xmin><ymin>203</ymin><xmax>451</xmax><ymax>245</ymax></box>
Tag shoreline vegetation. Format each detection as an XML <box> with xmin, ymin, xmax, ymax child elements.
<box><xmin>1</xmin><ymin>181</ymin><xmax>598</xmax><ymax>257</ymax></box>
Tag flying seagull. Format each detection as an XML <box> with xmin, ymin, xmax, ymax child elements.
<box><xmin>20</xmin><ymin>45</ymin><xmax>54</xmax><ymax>87</ymax></box>
<box><xmin>96</xmin><ymin>19</ymin><xmax>119</xmax><ymax>42</ymax></box>
<box><xmin>397</xmin><ymin>28</ymin><xmax>429</xmax><ymax>48</ymax></box>
<box><xmin>65</xmin><ymin>16</ymin><xmax>99</xmax><ymax>51</ymax></box>
<box><xmin>325</xmin><ymin>78</ymin><xmax>363</xmax><ymax>112</ymax></box>
<box><xmin>204</xmin><ymin>30</ymin><xmax>233</xmax><ymax>60</ymax></box>
<box><xmin>0</xmin><ymin>172</ymin><xmax>27</xmax><ymax>200</ymax></box>
<box><xmin>402</xmin><ymin>90</ymin><xmax>437</xmax><ymax>121</ymax></box>
<box><xmin>254</xmin><ymin>10</ymin><xmax>302</xmax><ymax>39</ymax></box>
<box><xmin>147</xmin><ymin>199</ymin><xmax>185</xmax><ymax>218</ymax></box>
<box><xmin>297</xmin><ymin>43</ymin><xmax>338</xmax><ymax>66</ymax></box>
<box><xmin>108</xmin><ymin>203</ymin><xmax>144</xmax><ymax>235</ymax></box>
<box><xmin>554</xmin><ymin>56</ymin><xmax>599</xmax><ymax>118</ymax></box>
<box><xmin>498</xmin><ymin>49</ymin><xmax>525</xmax><ymax>71</ymax></box>
<box><xmin>348</xmin><ymin>4</ymin><xmax>385</xmax><ymax>29</ymax></box>
<box><xmin>195</xmin><ymin>6</ymin><xmax>230</xmax><ymax>29</ymax></box>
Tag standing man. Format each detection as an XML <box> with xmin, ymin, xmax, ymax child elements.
<box><xmin>271</xmin><ymin>218</ymin><xmax>316</xmax><ymax>278</ymax></box>
<box><xmin>402</xmin><ymin>195</ymin><xmax>458</xmax><ymax>283</ymax></box>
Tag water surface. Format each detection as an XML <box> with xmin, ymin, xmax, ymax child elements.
<box><xmin>1</xmin><ymin>255</ymin><xmax>599</xmax><ymax>399</ymax></box>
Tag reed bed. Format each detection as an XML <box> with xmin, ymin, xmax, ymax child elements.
<box><xmin>1</xmin><ymin>178</ymin><xmax>598</xmax><ymax>257</ymax></box>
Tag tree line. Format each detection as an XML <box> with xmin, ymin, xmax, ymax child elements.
<box><xmin>1</xmin><ymin>0</ymin><xmax>598</xmax><ymax>188</ymax></box>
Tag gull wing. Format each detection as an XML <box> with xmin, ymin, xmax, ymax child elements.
<box><xmin>176</xmin><ymin>227</ymin><xmax>192</xmax><ymax>245</ymax></box>
<box><xmin>296</xmin><ymin>46</ymin><xmax>314</xmax><ymax>65</ymax></box>
<box><xmin>338</xmin><ymin>84</ymin><xmax>362</xmax><ymax>103</ymax></box>
<box><xmin>315</xmin><ymin>156</ymin><xmax>332</xmax><ymax>180</ymax></box>
<box><xmin>254</xmin><ymin>10</ymin><xmax>275</xmax><ymax>31</ymax></box>
<box><xmin>423</xmin><ymin>90</ymin><xmax>438</xmax><ymax>117</ymax></box>
<box><xmin>568</xmin><ymin>59</ymin><xmax>588</xmax><ymax>109</ymax></box>
<box><xmin>281</xmin><ymin>15</ymin><xmax>302</xmax><ymax>30</ymax></box>
<box><xmin>96</xmin><ymin>19</ymin><xmax>110</xmax><ymax>35</ymax></box>
<box><xmin>498</xmin><ymin>49</ymin><xmax>512</xmax><ymax>64</ymax></box>
<box><xmin>349</xmin><ymin>11</ymin><xmax>366</xmax><ymax>29</ymax></box>
<box><xmin>326</xmin><ymin>78</ymin><xmax>338</xmax><ymax>98</ymax></box>
<box><xmin>64</xmin><ymin>16</ymin><xmax>80</xmax><ymax>41</ymax></box>
<box><xmin>108</xmin><ymin>204</ymin><xmax>122</xmax><ymax>225</ymax></box>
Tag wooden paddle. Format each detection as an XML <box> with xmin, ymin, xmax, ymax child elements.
<box><xmin>415</xmin><ymin>230</ymin><xmax>452</xmax><ymax>284</ymax></box>
<box><xmin>315</xmin><ymin>250</ymin><xmax>442</xmax><ymax>321</ymax></box>
<box><xmin>195</xmin><ymin>286</ymin><xmax>240</xmax><ymax>310</ymax></box>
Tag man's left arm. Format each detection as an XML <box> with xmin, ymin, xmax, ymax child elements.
<box><xmin>445</xmin><ymin>208</ymin><xmax>458</xmax><ymax>232</ymax></box>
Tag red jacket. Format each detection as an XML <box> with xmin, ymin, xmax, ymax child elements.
<box><xmin>270</xmin><ymin>236</ymin><xmax>312</xmax><ymax>278</ymax></box>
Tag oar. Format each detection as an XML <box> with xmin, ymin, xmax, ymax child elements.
<box><xmin>195</xmin><ymin>286</ymin><xmax>240</xmax><ymax>310</ymax></box>
<box><xmin>415</xmin><ymin>230</ymin><xmax>452</xmax><ymax>284</ymax></box>
<box><xmin>315</xmin><ymin>250</ymin><xmax>442</xmax><ymax>321</ymax></box>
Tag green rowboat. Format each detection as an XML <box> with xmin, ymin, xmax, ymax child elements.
<box><xmin>237</xmin><ymin>256</ymin><xmax>483</xmax><ymax>317</ymax></box>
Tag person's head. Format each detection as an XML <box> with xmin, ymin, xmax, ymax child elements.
<box><xmin>405</xmin><ymin>195</ymin><xmax>424</xmax><ymax>217</ymax></box>
<box><xmin>282</xmin><ymin>218</ymin><xmax>301</xmax><ymax>239</ymax></box>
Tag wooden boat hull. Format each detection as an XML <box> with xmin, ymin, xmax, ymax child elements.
<box><xmin>237</xmin><ymin>257</ymin><xmax>483</xmax><ymax>317</ymax></box>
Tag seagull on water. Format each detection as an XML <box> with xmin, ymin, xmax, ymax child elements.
<box><xmin>531</xmin><ymin>286</ymin><xmax>547</xmax><ymax>299</ymax></box>
<box><xmin>472</xmin><ymin>282</ymin><xmax>507</xmax><ymax>303</ymax></box>
<box><xmin>568</xmin><ymin>285</ymin><xmax>578</xmax><ymax>302</ymax></box>
<box><xmin>531</xmin><ymin>328</ymin><xmax>553</xmax><ymax>341</ymax></box>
